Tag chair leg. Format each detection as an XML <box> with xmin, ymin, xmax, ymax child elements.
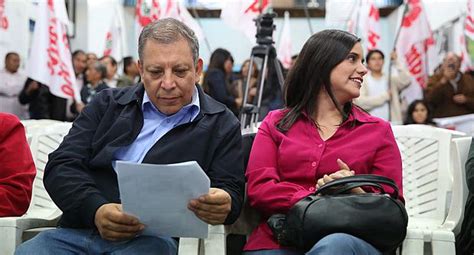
<box><xmin>401</xmin><ymin>239</ymin><xmax>424</xmax><ymax>255</ymax></box>
<box><xmin>0</xmin><ymin>227</ymin><xmax>22</xmax><ymax>255</ymax></box>
<box><xmin>431</xmin><ymin>240</ymin><xmax>455</xmax><ymax>255</ymax></box>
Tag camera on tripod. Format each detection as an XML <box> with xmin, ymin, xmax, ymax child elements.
<box><xmin>255</xmin><ymin>13</ymin><xmax>276</xmax><ymax>45</ymax></box>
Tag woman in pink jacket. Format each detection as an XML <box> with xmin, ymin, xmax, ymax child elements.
<box><xmin>244</xmin><ymin>29</ymin><xmax>403</xmax><ymax>255</ymax></box>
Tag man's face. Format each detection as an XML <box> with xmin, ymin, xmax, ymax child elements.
<box><xmin>101</xmin><ymin>57</ymin><xmax>117</xmax><ymax>79</ymax></box>
<box><xmin>442</xmin><ymin>53</ymin><xmax>461</xmax><ymax>73</ymax></box>
<box><xmin>5</xmin><ymin>54</ymin><xmax>20</xmax><ymax>73</ymax></box>
<box><xmin>73</xmin><ymin>53</ymin><xmax>87</xmax><ymax>75</ymax></box>
<box><xmin>138</xmin><ymin>38</ymin><xmax>203</xmax><ymax>115</ymax></box>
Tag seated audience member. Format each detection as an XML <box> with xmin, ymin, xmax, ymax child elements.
<box><xmin>244</xmin><ymin>29</ymin><xmax>402</xmax><ymax>255</ymax></box>
<box><xmin>0</xmin><ymin>52</ymin><xmax>28</xmax><ymax>119</ymax></box>
<box><xmin>18</xmin><ymin>78</ymin><xmax>69</xmax><ymax>121</ymax></box>
<box><xmin>354</xmin><ymin>49</ymin><xmax>411</xmax><ymax>123</ymax></box>
<box><xmin>72</xmin><ymin>62</ymin><xmax>109</xmax><ymax>114</ymax></box>
<box><xmin>100</xmin><ymin>55</ymin><xmax>119</xmax><ymax>88</ymax></box>
<box><xmin>117</xmin><ymin>56</ymin><xmax>139</xmax><ymax>88</ymax></box>
<box><xmin>456</xmin><ymin>139</ymin><xmax>474</xmax><ymax>255</ymax></box>
<box><xmin>238</xmin><ymin>59</ymin><xmax>259</xmax><ymax>104</ymax></box>
<box><xmin>425</xmin><ymin>52</ymin><xmax>474</xmax><ymax>118</ymax></box>
<box><xmin>203</xmin><ymin>48</ymin><xmax>241</xmax><ymax>116</ymax></box>
<box><xmin>86</xmin><ymin>52</ymin><xmax>98</xmax><ymax>67</ymax></box>
<box><xmin>403</xmin><ymin>99</ymin><xmax>436</xmax><ymax>126</ymax></box>
<box><xmin>15</xmin><ymin>18</ymin><xmax>244</xmax><ymax>255</ymax></box>
<box><xmin>0</xmin><ymin>113</ymin><xmax>35</xmax><ymax>217</ymax></box>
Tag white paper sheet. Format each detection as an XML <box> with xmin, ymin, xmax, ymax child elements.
<box><xmin>115</xmin><ymin>161</ymin><xmax>210</xmax><ymax>238</ymax></box>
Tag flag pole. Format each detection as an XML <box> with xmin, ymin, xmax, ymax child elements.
<box><xmin>387</xmin><ymin>1</ymin><xmax>409</xmax><ymax>122</ymax></box>
<box><xmin>303</xmin><ymin>0</ymin><xmax>314</xmax><ymax>35</ymax></box>
<box><xmin>190</xmin><ymin>7</ymin><xmax>212</xmax><ymax>54</ymax></box>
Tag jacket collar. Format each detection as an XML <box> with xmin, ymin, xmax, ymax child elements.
<box><xmin>116</xmin><ymin>83</ymin><xmax>225</xmax><ymax>115</ymax></box>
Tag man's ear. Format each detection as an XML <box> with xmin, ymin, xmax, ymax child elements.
<box><xmin>195</xmin><ymin>58</ymin><xmax>203</xmax><ymax>83</ymax></box>
<box><xmin>137</xmin><ymin>60</ymin><xmax>144</xmax><ymax>78</ymax></box>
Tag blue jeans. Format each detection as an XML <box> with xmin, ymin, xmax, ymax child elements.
<box><xmin>244</xmin><ymin>233</ymin><xmax>382</xmax><ymax>255</ymax></box>
<box><xmin>15</xmin><ymin>228</ymin><xmax>177</xmax><ymax>255</ymax></box>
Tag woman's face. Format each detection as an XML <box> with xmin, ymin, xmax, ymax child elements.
<box><xmin>224</xmin><ymin>58</ymin><xmax>233</xmax><ymax>74</ymax></box>
<box><xmin>241</xmin><ymin>61</ymin><xmax>250</xmax><ymax>77</ymax></box>
<box><xmin>367</xmin><ymin>52</ymin><xmax>384</xmax><ymax>73</ymax></box>
<box><xmin>412</xmin><ymin>103</ymin><xmax>428</xmax><ymax>124</ymax></box>
<box><xmin>329</xmin><ymin>42</ymin><xmax>368</xmax><ymax>103</ymax></box>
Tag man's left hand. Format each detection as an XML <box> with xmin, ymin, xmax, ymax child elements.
<box><xmin>188</xmin><ymin>188</ymin><xmax>231</xmax><ymax>225</ymax></box>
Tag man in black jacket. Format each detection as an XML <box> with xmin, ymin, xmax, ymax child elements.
<box><xmin>16</xmin><ymin>18</ymin><xmax>244</xmax><ymax>255</ymax></box>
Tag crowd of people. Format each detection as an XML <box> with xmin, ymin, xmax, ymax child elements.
<box><xmin>0</xmin><ymin>17</ymin><xmax>473</xmax><ymax>255</ymax></box>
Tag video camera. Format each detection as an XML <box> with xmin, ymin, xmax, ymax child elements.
<box><xmin>255</xmin><ymin>13</ymin><xmax>276</xmax><ymax>45</ymax></box>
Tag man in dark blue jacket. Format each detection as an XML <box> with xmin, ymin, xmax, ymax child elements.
<box><xmin>16</xmin><ymin>18</ymin><xmax>244</xmax><ymax>255</ymax></box>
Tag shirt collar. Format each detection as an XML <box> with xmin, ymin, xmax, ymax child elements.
<box><xmin>301</xmin><ymin>105</ymin><xmax>378</xmax><ymax>125</ymax></box>
<box><xmin>142</xmin><ymin>86</ymin><xmax>200</xmax><ymax>117</ymax></box>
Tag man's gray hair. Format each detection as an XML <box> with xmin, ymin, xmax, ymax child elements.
<box><xmin>92</xmin><ymin>62</ymin><xmax>107</xmax><ymax>79</ymax></box>
<box><xmin>138</xmin><ymin>18</ymin><xmax>199</xmax><ymax>64</ymax></box>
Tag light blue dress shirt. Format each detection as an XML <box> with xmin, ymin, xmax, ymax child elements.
<box><xmin>113</xmin><ymin>86</ymin><xmax>200</xmax><ymax>166</ymax></box>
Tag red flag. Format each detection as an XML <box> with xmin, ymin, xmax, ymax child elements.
<box><xmin>135</xmin><ymin>0</ymin><xmax>161</xmax><ymax>43</ymax></box>
<box><xmin>347</xmin><ymin>0</ymin><xmax>381</xmax><ymax>53</ymax></box>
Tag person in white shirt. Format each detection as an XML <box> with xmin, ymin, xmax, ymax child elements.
<box><xmin>354</xmin><ymin>49</ymin><xmax>411</xmax><ymax>123</ymax></box>
<box><xmin>0</xmin><ymin>52</ymin><xmax>28</xmax><ymax>119</ymax></box>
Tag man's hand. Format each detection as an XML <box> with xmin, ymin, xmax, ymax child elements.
<box><xmin>440</xmin><ymin>66</ymin><xmax>457</xmax><ymax>83</ymax></box>
<box><xmin>453</xmin><ymin>94</ymin><xmax>467</xmax><ymax>104</ymax></box>
<box><xmin>188</xmin><ymin>188</ymin><xmax>231</xmax><ymax>225</ymax></box>
<box><xmin>26</xmin><ymin>81</ymin><xmax>39</xmax><ymax>95</ymax></box>
<box><xmin>94</xmin><ymin>203</ymin><xmax>144</xmax><ymax>241</ymax></box>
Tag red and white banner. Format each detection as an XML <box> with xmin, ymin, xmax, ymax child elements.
<box><xmin>347</xmin><ymin>0</ymin><xmax>381</xmax><ymax>52</ymax></box>
<box><xmin>27</xmin><ymin>0</ymin><xmax>79</xmax><ymax>101</ymax></box>
<box><xmin>0</xmin><ymin>0</ymin><xmax>29</xmax><ymax>70</ymax></box>
<box><xmin>103</xmin><ymin>6</ymin><xmax>126</xmax><ymax>62</ymax></box>
<box><xmin>220</xmin><ymin>0</ymin><xmax>271</xmax><ymax>44</ymax></box>
<box><xmin>397</xmin><ymin>0</ymin><xmax>433</xmax><ymax>106</ymax></box>
<box><xmin>135</xmin><ymin>0</ymin><xmax>205</xmax><ymax>43</ymax></box>
<box><xmin>277</xmin><ymin>11</ymin><xmax>292</xmax><ymax>69</ymax></box>
<box><xmin>453</xmin><ymin>18</ymin><xmax>473</xmax><ymax>72</ymax></box>
<box><xmin>466</xmin><ymin>0</ymin><xmax>474</xmax><ymax>40</ymax></box>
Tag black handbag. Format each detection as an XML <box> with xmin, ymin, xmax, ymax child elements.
<box><xmin>267</xmin><ymin>174</ymin><xmax>408</xmax><ymax>253</ymax></box>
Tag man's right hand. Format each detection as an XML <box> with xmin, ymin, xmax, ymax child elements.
<box><xmin>26</xmin><ymin>81</ymin><xmax>39</xmax><ymax>95</ymax></box>
<box><xmin>94</xmin><ymin>203</ymin><xmax>145</xmax><ymax>241</ymax></box>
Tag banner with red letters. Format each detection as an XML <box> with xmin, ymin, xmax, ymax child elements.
<box><xmin>27</xmin><ymin>0</ymin><xmax>79</xmax><ymax>101</ymax></box>
<box><xmin>466</xmin><ymin>0</ymin><xmax>474</xmax><ymax>40</ymax></box>
<box><xmin>347</xmin><ymin>0</ymin><xmax>381</xmax><ymax>53</ymax></box>
<box><xmin>397</xmin><ymin>0</ymin><xmax>433</xmax><ymax>105</ymax></box>
<box><xmin>0</xmin><ymin>0</ymin><xmax>29</xmax><ymax>70</ymax></box>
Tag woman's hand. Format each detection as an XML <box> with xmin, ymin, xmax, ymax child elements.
<box><xmin>315</xmin><ymin>159</ymin><xmax>365</xmax><ymax>194</ymax></box>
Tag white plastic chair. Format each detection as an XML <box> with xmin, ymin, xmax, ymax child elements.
<box><xmin>392</xmin><ymin>125</ymin><xmax>461</xmax><ymax>255</ymax></box>
<box><xmin>447</xmin><ymin>136</ymin><xmax>472</xmax><ymax>235</ymax></box>
<box><xmin>0</xmin><ymin>121</ymin><xmax>71</xmax><ymax>255</ymax></box>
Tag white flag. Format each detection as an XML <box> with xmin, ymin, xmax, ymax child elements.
<box><xmin>453</xmin><ymin>18</ymin><xmax>473</xmax><ymax>72</ymax></box>
<box><xmin>220</xmin><ymin>0</ymin><xmax>271</xmax><ymax>44</ymax></box>
<box><xmin>277</xmin><ymin>11</ymin><xmax>292</xmax><ymax>69</ymax></box>
<box><xmin>104</xmin><ymin>6</ymin><xmax>127</xmax><ymax>62</ymax></box>
<box><xmin>27</xmin><ymin>0</ymin><xmax>79</xmax><ymax>101</ymax></box>
<box><xmin>396</xmin><ymin>0</ymin><xmax>433</xmax><ymax>105</ymax></box>
<box><xmin>347</xmin><ymin>0</ymin><xmax>381</xmax><ymax>52</ymax></box>
<box><xmin>135</xmin><ymin>0</ymin><xmax>161</xmax><ymax>44</ymax></box>
<box><xmin>466</xmin><ymin>0</ymin><xmax>474</xmax><ymax>40</ymax></box>
<box><xmin>0</xmin><ymin>0</ymin><xmax>29</xmax><ymax>70</ymax></box>
<box><xmin>163</xmin><ymin>0</ymin><xmax>205</xmax><ymax>41</ymax></box>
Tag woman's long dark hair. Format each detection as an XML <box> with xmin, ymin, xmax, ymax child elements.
<box><xmin>277</xmin><ymin>29</ymin><xmax>361</xmax><ymax>132</ymax></box>
<box><xmin>203</xmin><ymin>48</ymin><xmax>233</xmax><ymax>93</ymax></box>
<box><xmin>404</xmin><ymin>100</ymin><xmax>435</xmax><ymax>125</ymax></box>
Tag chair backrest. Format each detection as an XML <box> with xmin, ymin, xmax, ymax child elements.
<box><xmin>25</xmin><ymin>122</ymin><xmax>72</xmax><ymax>219</ymax></box>
<box><xmin>447</xmin><ymin>136</ymin><xmax>472</xmax><ymax>234</ymax></box>
<box><xmin>226</xmin><ymin>132</ymin><xmax>260</xmax><ymax>236</ymax></box>
<box><xmin>392</xmin><ymin>125</ymin><xmax>453</xmax><ymax>227</ymax></box>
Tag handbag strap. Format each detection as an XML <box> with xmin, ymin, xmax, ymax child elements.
<box><xmin>315</xmin><ymin>174</ymin><xmax>399</xmax><ymax>199</ymax></box>
<box><xmin>323</xmin><ymin>182</ymin><xmax>385</xmax><ymax>195</ymax></box>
